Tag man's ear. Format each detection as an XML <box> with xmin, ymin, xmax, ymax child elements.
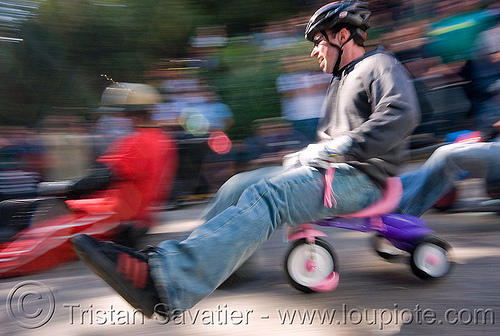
<box><xmin>339</xmin><ymin>28</ymin><xmax>351</xmax><ymax>44</ymax></box>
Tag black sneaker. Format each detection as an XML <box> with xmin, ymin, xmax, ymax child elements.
<box><xmin>71</xmin><ymin>234</ymin><xmax>166</xmax><ymax>318</ymax></box>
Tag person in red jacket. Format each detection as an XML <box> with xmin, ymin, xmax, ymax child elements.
<box><xmin>0</xmin><ymin>83</ymin><xmax>178</xmax><ymax>278</ymax></box>
<box><xmin>58</xmin><ymin>83</ymin><xmax>178</xmax><ymax>228</ymax></box>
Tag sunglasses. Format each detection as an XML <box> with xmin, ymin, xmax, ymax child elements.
<box><xmin>313</xmin><ymin>36</ymin><xmax>325</xmax><ymax>47</ymax></box>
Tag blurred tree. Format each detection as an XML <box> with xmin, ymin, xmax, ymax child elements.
<box><xmin>197</xmin><ymin>0</ymin><xmax>297</xmax><ymax>33</ymax></box>
<box><xmin>0</xmin><ymin>0</ymin><xmax>201</xmax><ymax>125</ymax></box>
<box><xmin>0</xmin><ymin>0</ymin><xmax>311</xmax><ymax>126</ymax></box>
<box><xmin>207</xmin><ymin>42</ymin><xmax>284</xmax><ymax>140</ymax></box>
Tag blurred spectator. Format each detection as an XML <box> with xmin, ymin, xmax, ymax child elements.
<box><xmin>191</xmin><ymin>86</ymin><xmax>235</xmax><ymax>194</ymax></box>
<box><xmin>152</xmin><ymin>74</ymin><xmax>201</xmax><ymax>128</ymax></box>
<box><xmin>0</xmin><ymin>126</ymin><xmax>30</xmax><ymax>172</ymax></box>
<box><xmin>433</xmin><ymin>0</ymin><xmax>482</xmax><ymax>19</ymax></box>
<box><xmin>0</xmin><ymin>126</ymin><xmax>45</xmax><ymax>201</ymax></box>
<box><xmin>276</xmin><ymin>56</ymin><xmax>330</xmax><ymax>143</ymax></box>
<box><xmin>239</xmin><ymin>118</ymin><xmax>309</xmax><ymax>171</ymax></box>
<box><xmin>155</xmin><ymin>78</ymin><xmax>235</xmax><ymax>201</ymax></box>
<box><xmin>460</xmin><ymin>17</ymin><xmax>500</xmax><ymax>138</ymax></box>
<box><xmin>0</xmin><ymin>126</ymin><xmax>47</xmax><ymax>174</ymax></box>
<box><xmin>476</xmin><ymin>15</ymin><xmax>500</xmax><ymax>57</ymax></box>
<box><xmin>92</xmin><ymin>110</ymin><xmax>134</xmax><ymax>157</ymax></box>
<box><xmin>387</xmin><ymin>0</ymin><xmax>415</xmax><ymax>25</ymax></box>
<box><xmin>182</xmin><ymin>86</ymin><xmax>234</xmax><ymax>134</ymax></box>
<box><xmin>258</xmin><ymin>20</ymin><xmax>302</xmax><ymax>51</ymax></box>
<box><xmin>425</xmin><ymin>2</ymin><xmax>494</xmax><ymax>64</ymax></box>
<box><xmin>190</xmin><ymin>118</ymin><xmax>308</xmax><ymax>193</ymax></box>
<box><xmin>188</xmin><ymin>26</ymin><xmax>228</xmax><ymax>69</ymax></box>
<box><xmin>39</xmin><ymin>115</ymin><xmax>95</xmax><ymax>180</ymax></box>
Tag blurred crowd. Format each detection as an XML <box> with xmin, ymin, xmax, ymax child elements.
<box><xmin>1</xmin><ymin>0</ymin><xmax>499</xmax><ymax>205</ymax></box>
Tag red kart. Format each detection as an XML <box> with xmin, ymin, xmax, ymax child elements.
<box><xmin>0</xmin><ymin>189</ymin><xmax>163</xmax><ymax>278</ymax></box>
<box><xmin>1</xmin><ymin>127</ymin><xmax>178</xmax><ymax>278</ymax></box>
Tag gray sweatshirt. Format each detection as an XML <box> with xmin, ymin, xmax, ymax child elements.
<box><xmin>317</xmin><ymin>46</ymin><xmax>421</xmax><ymax>187</ymax></box>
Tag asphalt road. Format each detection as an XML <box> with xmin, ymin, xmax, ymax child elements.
<box><xmin>1</xmin><ymin>178</ymin><xmax>499</xmax><ymax>336</ymax></box>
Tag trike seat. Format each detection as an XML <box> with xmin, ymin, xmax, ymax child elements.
<box><xmin>341</xmin><ymin>177</ymin><xmax>403</xmax><ymax>218</ymax></box>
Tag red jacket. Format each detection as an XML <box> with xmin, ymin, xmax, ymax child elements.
<box><xmin>67</xmin><ymin>128</ymin><xmax>178</xmax><ymax>222</ymax></box>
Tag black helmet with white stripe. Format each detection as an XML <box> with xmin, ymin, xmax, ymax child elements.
<box><xmin>305</xmin><ymin>1</ymin><xmax>371</xmax><ymax>42</ymax></box>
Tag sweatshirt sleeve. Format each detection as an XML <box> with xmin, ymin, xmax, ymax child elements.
<box><xmin>346</xmin><ymin>59</ymin><xmax>421</xmax><ymax>161</ymax></box>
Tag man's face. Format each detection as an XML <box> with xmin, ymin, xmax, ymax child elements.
<box><xmin>310</xmin><ymin>31</ymin><xmax>340</xmax><ymax>74</ymax></box>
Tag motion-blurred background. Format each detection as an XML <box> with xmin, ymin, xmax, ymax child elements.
<box><xmin>1</xmin><ymin>0</ymin><xmax>499</xmax><ymax>201</ymax></box>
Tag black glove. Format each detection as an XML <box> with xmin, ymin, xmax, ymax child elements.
<box><xmin>38</xmin><ymin>162</ymin><xmax>115</xmax><ymax>197</ymax></box>
<box><xmin>68</xmin><ymin>162</ymin><xmax>115</xmax><ymax>196</ymax></box>
<box><xmin>37</xmin><ymin>180</ymin><xmax>76</xmax><ymax>196</ymax></box>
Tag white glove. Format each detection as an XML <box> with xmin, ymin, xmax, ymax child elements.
<box><xmin>282</xmin><ymin>151</ymin><xmax>302</xmax><ymax>170</ymax></box>
<box><xmin>298</xmin><ymin>144</ymin><xmax>343</xmax><ymax>169</ymax></box>
<box><xmin>298</xmin><ymin>135</ymin><xmax>352</xmax><ymax>169</ymax></box>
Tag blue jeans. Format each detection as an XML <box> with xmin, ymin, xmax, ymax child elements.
<box><xmin>201</xmin><ymin>166</ymin><xmax>284</xmax><ymax>220</ymax></box>
<box><xmin>149</xmin><ymin>164</ymin><xmax>381</xmax><ymax>312</ymax></box>
<box><xmin>396</xmin><ymin>141</ymin><xmax>500</xmax><ymax>217</ymax></box>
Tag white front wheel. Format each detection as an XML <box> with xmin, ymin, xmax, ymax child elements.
<box><xmin>284</xmin><ymin>238</ymin><xmax>337</xmax><ymax>293</ymax></box>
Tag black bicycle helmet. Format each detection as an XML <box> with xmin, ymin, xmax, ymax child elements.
<box><xmin>305</xmin><ymin>1</ymin><xmax>371</xmax><ymax>42</ymax></box>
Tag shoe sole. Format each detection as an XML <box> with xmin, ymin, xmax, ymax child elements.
<box><xmin>71</xmin><ymin>234</ymin><xmax>156</xmax><ymax>318</ymax></box>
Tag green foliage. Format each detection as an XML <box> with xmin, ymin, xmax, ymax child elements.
<box><xmin>197</xmin><ymin>0</ymin><xmax>297</xmax><ymax>33</ymax></box>
<box><xmin>207</xmin><ymin>41</ymin><xmax>284</xmax><ymax>139</ymax></box>
<box><xmin>0</xmin><ymin>0</ymin><xmax>305</xmax><ymax>126</ymax></box>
